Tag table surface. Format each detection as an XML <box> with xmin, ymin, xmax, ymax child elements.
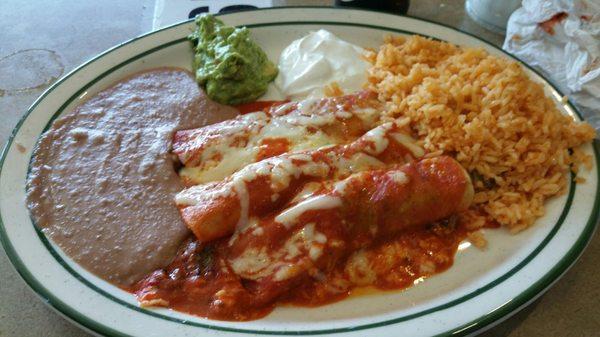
<box><xmin>1</xmin><ymin>1</ymin><xmax>599</xmax><ymax>336</ymax></box>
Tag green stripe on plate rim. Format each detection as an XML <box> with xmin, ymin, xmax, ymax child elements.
<box><xmin>0</xmin><ymin>7</ymin><xmax>599</xmax><ymax>337</ymax></box>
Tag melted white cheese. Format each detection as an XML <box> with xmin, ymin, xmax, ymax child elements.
<box><xmin>332</xmin><ymin>178</ymin><xmax>350</xmax><ymax>195</ymax></box>
<box><xmin>391</xmin><ymin>132</ymin><xmax>425</xmax><ymax>158</ymax></box>
<box><xmin>273</xmin><ymin>264</ymin><xmax>299</xmax><ymax>282</ymax></box>
<box><xmin>309</xmin><ymin>246</ymin><xmax>323</xmax><ymax>261</ymax></box>
<box><xmin>180</xmin><ymin>146</ymin><xmax>259</xmax><ymax>184</ymax></box>
<box><xmin>233</xmin><ymin>154</ymin><xmax>330</xmax><ymax>194</ymax></box>
<box><xmin>387</xmin><ymin>170</ymin><xmax>409</xmax><ymax>184</ymax></box>
<box><xmin>232</xmin><ymin>179</ymin><xmax>250</xmax><ymax>231</ymax></box>
<box><xmin>229</xmin><ymin>247</ymin><xmax>271</xmax><ymax>277</ymax></box>
<box><xmin>291</xmin><ymin>182</ymin><xmax>322</xmax><ymax>203</ymax></box>
<box><xmin>345</xmin><ymin>249</ymin><xmax>376</xmax><ymax>285</ymax></box>
<box><xmin>334</xmin><ymin>152</ymin><xmax>385</xmax><ymax>178</ymax></box>
<box><xmin>230</xmin><ymin>222</ymin><xmax>328</xmax><ymax>281</ymax></box>
<box><xmin>361</xmin><ymin>123</ymin><xmax>392</xmax><ymax>155</ymax></box>
<box><xmin>275</xmin><ymin>195</ymin><xmax>342</xmax><ymax>228</ymax></box>
<box><xmin>180</xmin><ymin>97</ymin><xmax>357</xmax><ymax>185</ymax></box>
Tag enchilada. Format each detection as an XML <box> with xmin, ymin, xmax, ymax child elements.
<box><xmin>134</xmin><ymin>156</ymin><xmax>473</xmax><ymax>320</ymax></box>
<box><xmin>172</xmin><ymin>91</ymin><xmax>382</xmax><ymax>185</ymax></box>
<box><xmin>175</xmin><ymin>118</ymin><xmax>425</xmax><ymax>242</ymax></box>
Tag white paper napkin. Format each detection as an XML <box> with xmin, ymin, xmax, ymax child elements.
<box><xmin>503</xmin><ymin>0</ymin><xmax>600</xmax><ymax>129</ymax></box>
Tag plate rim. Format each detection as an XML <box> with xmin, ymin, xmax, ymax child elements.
<box><xmin>1</xmin><ymin>6</ymin><xmax>599</xmax><ymax>337</ymax></box>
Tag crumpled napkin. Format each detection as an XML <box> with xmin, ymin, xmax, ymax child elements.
<box><xmin>503</xmin><ymin>0</ymin><xmax>600</xmax><ymax>129</ymax></box>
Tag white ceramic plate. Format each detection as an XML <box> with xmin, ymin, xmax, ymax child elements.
<box><xmin>1</xmin><ymin>7</ymin><xmax>598</xmax><ymax>337</ymax></box>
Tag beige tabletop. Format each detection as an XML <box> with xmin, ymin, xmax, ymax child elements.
<box><xmin>1</xmin><ymin>0</ymin><xmax>599</xmax><ymax>336</ymax></box>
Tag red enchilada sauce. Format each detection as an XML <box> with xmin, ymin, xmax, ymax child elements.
<box><xmin>235</xmin><ymin>100</ymin><xmax>288</xmax><ymax>115</ymax></box>
<box><xmin>256</xmin><ymin>137</ymin><xmax>290</xmax><ymax>161</ymax></box>
<box><xmin>133</xmin><ymin>219</ymin><xmax>469</xmax><ymax>321</ymax></box>
<box><xmin>133</xmin><ymin>156</ymin><xmax>475</xmax><ymax>321</ymax></box>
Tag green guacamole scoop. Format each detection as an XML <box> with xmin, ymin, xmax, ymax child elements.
<box><xmin>189</xmin><ymin>14</ymin><xmax>278</xmax><ymax>105</ymax></box>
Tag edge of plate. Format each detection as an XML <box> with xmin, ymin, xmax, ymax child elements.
<box><xmin>1</xmin><ymin>6</ymin><xmax>599</xmax><ymax>337</ymax></box>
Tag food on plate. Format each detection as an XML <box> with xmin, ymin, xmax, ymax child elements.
<box><xmin>367</xmin><ymin>35</ymin><xmax>596</xmax><ymax>233</ymax></box>
<box><xmin>135</xmin><ymin>156</ymin><xmax>473</xmax><ymax>320</ymax></box>
<box><xmin>25</xmin><ymin>24</ymin><xmax>595</xmax><ymax>322</ymax></box>
<box><xmin>271</xmin><ymin>29</ymin><xmax>370</xmax><ymax>100</ymax></box>
<box><xmin>172</xmin><ymin>91</ymin><xmax>383</xmax><ymax>185</ymax></box>
<box><xmin>26</xmin><ymin>68</ymin><xmax>238</xmax><ymax>285</ymax></box>
<box><xmin>189</xmin><ymin>14</ymin><xmax>278</xmax><ymax>105</ymax></box>
<box><xmin>225</xmin><ymin>156</ymin><xmax>472</xmax><ymax>300</ymax></box>
<box><xmin>175</xmin><ymin>117</ymin><xmax>426</xmax><ymax>242</ymax></box>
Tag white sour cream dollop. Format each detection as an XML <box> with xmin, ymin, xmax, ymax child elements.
<box><xmin>266</xmin><ymin>29</ymin><xmax>369</xmax><ymax>101</ymax></box>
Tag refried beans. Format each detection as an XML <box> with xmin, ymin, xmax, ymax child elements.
<box><xmin>26</xmin><ymin>68</ymin><xmax>238</xmax><ymax>286</ymax></box>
